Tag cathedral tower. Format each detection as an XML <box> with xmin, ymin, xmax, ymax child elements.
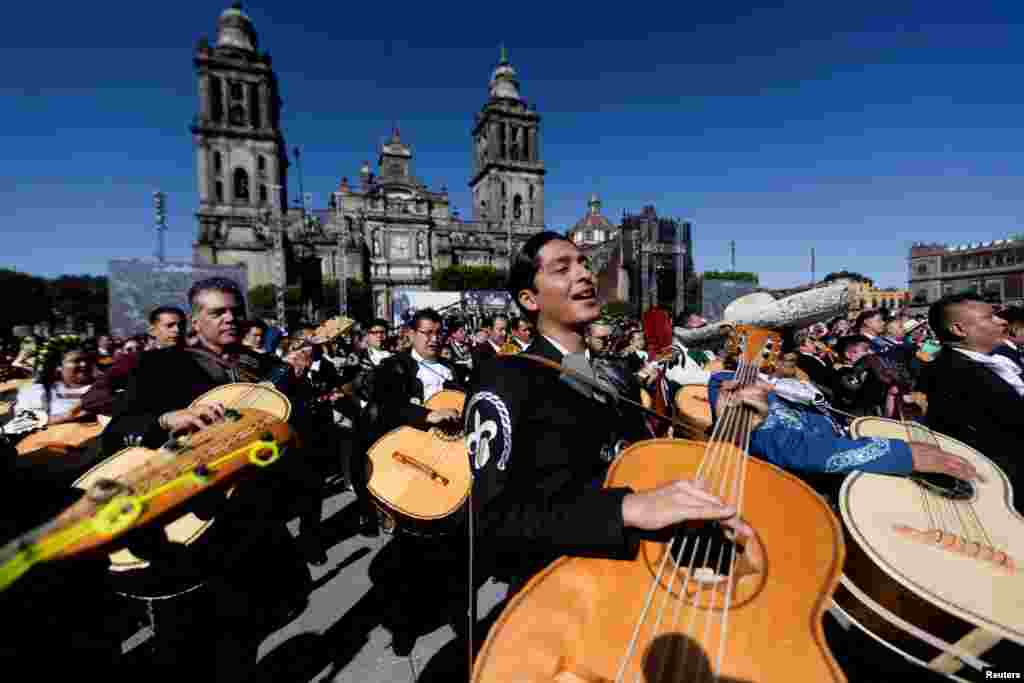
<box><xmin>192</xmin><ymin>3</ymin><xmax>288</xmax><ymax>282</ymax></box>
<box><xmin>469</xmin><ymin>48</ymin><xmax>545</xmax><ymax>228</ymax></box>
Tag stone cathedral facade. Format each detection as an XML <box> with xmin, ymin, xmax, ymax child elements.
<box><xmin>191</xmin><ymin>5</ymin><xmax>546</xmax><ymax>320</ymax></box>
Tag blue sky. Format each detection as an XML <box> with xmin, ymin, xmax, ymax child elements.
<box><xmin>3</xmin><ymin>1</ymin><xmax>1024</xmax><ymax>288</ymax></box>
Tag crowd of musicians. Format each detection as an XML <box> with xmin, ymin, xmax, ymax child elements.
<box><xmin>1</xmin><ymin>231</ymin><xmax>1022</xmax><ymax>680</ymax></box>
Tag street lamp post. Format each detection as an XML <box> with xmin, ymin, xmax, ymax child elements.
<box><xmin>334</xmin><ymin>192</ymin><xmax>347</xmax><ymax>315</ymax></box>
<box><xmin>268</xmin><ymin>183</ymin><xmax>286</xmax><ymax>325</ymax></box>
<box><xmin>153</xmin><ymin>190</ymin><xmax>167</xmax><ymax>263</ymax></box>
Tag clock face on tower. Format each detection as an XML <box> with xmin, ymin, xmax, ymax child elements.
<box><xmin>391</xmin><ymin>233</ymin><xmax>412</xmax><ymax>259</ymax></box>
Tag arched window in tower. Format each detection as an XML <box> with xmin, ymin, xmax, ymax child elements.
<box><xmin>215</xmin><ymin>181</ymin><xmax>224</xmax><ymax>202</ymax></box>
<box><xmin>234</xmin><ymin>168</ymin><xmax>250</xmax><ymax>201</ymax></box>
<box><xmin>522</xmin><ymin>128</ymin><xmax>530</xmax><ymax>161</ymax></box>
<box><xmin>529</xmin><ymin>207</ymin><xmax>534</xmax><ymax>223</ymax></box>
<box><xmin>249</xmin><ymin>84</ymin><xmax>261</xmax><ymax>128</ymax></box>
<box><xmin>502</xmin><ymin>204</ymin><xmax>507</xmax><ymax>220</ymax></box>
<box><xmin>214</xmin><ymin>151</ymin><xmax>223</xmax><ymax>174</ymax></box>
<box><xmin>513</xmin><ymin>194</ymin><xmax>523</xmax><ymax>222</ymax></box>
<box><xmin>501</xmin><ymin>182</ymin><xmax>506</xmax><ymax>198</ymax></box>
<box><xmin>528</xmin><ymin>185</ymin><xmax>534</xmax><ymax>201</ymax></box>
<box><xmin>257</xmin><ymin>155</ymin><xmax>266</xmax><ymax>175</ymax></box>
<box><xmin>229</xmin><ymin>105</ymin><xmax>245</xmax><ymax>126</ymax></box>
<box><xmin>210</xmin><ymin>76</ymin><xmax>224</xmax><ymax>122</ymax></box>
<box><xmin>259</xmin><ymin>184</ymin><xmax>268</xmax><ymax>203</ymax></box>
<box><xmin>230</xmin><ymin>81</ymin><xmax>244</xmax><ymax>100</ymax></box>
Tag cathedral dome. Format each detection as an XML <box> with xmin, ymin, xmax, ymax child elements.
<box><xmin>217</xmin><ymin>3</ymin><xmax>257</xmax><ymax>52</ymax></box>
<box><xmin>569</xmin><ymin>194</ymin><xmax>614</xmax><ymax>246</ymax></box>
<box><xmin>489</xmin><ymin>46</ymin><xmax>521</xmax><ymax>100</ymax></box>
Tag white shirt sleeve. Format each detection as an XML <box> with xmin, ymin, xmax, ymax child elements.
<box><xmin>15</xmin><ymin>383</ymin><xmax>45</xmax><ymax>413</ymax></box>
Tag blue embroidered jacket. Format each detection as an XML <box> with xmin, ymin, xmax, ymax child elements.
<box><xmin>708</xmin><ymin>372</ymin><xmax>913</xmax><ymax>475</ymax></box>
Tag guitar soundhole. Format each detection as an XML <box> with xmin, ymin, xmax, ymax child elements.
<box><xmin>643</xmin><ymin>520</ymin><xmax>766</xmax><ymax>609</ymax></box>
<box><xmin>910</xmin><ymin>473</ymin><xmax>975</xmax><ymax>501</ymax></box>
<box><xmin>668</xmin><ymin>522</ymin><xmax>741</xmax><ymax>580</ymax></box>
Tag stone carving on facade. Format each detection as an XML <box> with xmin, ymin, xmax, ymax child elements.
<box><xmin>372</xmin><ymin>230</ymin><xmax>381</xmax><ymax>256</ymax></box>
<box><xmin>417</xmin><ymin>232</ymin><xmax>426</xmax><ymax>258</ymax></box>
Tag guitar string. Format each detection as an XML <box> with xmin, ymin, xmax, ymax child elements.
<box><xmin>663</xmin><ymin>355</ymin><xmax>760</xmax><ymax>682</ymax></box>
<box><xmin>709</xmin><ymin>357</ymin><xmax>759</xmax><ymax>682</ymax></box>
<box><xmin>898</xmin><ymin>412</ymin><xmax>997</xmax><ymax>558</ymax></box>
<box><xmin>919</xmin><ymin>423</ymin><xmax>995</xmax><ymax>549</ymax></box>
<box><xmin>616</xmin><ymin>338</ymin><xmax>769</xmax><ymax>681</ymax></box>
<box><xmin>617</xmin><ymin>353</ymin><xmax>752</xmax><ymax>682</ymax></box>
<box><xmin>899</xmin><ymin>418</ymin><xmax>948</xmax><ymax>537</ymax></box>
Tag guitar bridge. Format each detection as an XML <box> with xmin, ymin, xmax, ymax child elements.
<box><xmin>892</xmin><ymin>525</ymin><xmax>1016</xmax><ymax>573</ymax></box>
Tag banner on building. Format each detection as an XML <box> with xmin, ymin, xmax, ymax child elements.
<box><xmin>390</xmin><ymin>290</ymin><xmax>462</xmax><ymax>327</ymax></box>
<box><xmin>701</xmin><ymin>279</ymin><xmax>758</xmax><ymax>323</ymax></box>
<box><xmin>108</xmin><ymin>260</ymin><xmax>249</xmax><ymax>337</ymax></box>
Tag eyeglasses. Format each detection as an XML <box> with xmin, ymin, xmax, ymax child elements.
<box><xmin>416</xmin><ymin>328</ymin><xmax>442</xmax><ymax>340</ymax></box>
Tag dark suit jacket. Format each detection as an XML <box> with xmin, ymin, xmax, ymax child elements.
<box><xmin>465</xmin><ymin>336</ymin><xmax>649</xmax><ymax>582</ymax></box>
<box><xmin>101</xmin><ymin>346</ymin><xmax>289</xmax><ymax>457</ymax></box>
<box><xmin>362</xmin><ymin>351</ymin><xmax>461</xmax><ymax>448</ymax></box>
<box><xmin>920</xmin><ymin>348</ymin><xmax>1024</xmax><ymax>491</ymax></box>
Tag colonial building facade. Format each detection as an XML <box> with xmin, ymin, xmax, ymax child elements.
<box><xmin>570</xmin><ymin>199</ymin><xmax>695</xmax><ymax>315</ymax></box>
<box><xmin>909</xmin><ymin>238</ymin><xmax>1024</xmax><ymax>315</ymax></box>
<box><xmin>191</xmin><ymin>5</ymin><xmax>545</xmax><ymax>320</ymax></box>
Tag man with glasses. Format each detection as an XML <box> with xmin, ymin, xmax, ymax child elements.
<box><xmin>364</xmin><ymin>319</ymin><xmax>391</xmax><ymax>366</ymax></box>
<box><xmin>584</xmin><ymin>319</ymin><xmax>614</xmax><ymax>359</ymax></box>
<box><xmin>360</xmin><ymin>308</ymin><xmax>463</xmax><ymax>654</ymax></box>
<box><xmin>445</xmin><ymin>319</ymin><xmax>474</xmax><ymax>385</ymax></box>
<box><xmin>510</xmin><ymin>316</ymin><xmax>534</xmax><ymax>352</ymax></box>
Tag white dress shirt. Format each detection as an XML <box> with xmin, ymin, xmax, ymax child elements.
<box><xmin>412</xmin><ymin>349</ymin><xmax>452</xmax><ymax>402</ymax></box>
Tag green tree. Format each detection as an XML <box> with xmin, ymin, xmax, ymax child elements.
<box><xmin>48</xmin><ymin>275</ymin><xmax>108</xmax><ymax>331</ymax></box>
<box><xmin>432</xmin><ymin>265</ymin><xmax>505</xmax><ymax>291</ymax></box>
<box><xmin>0</xmin><ymin>269</ymin><xmax>52</xmax><ymax>335</ymax></box>
<box><xmin>703</xmin><ymin>270</ymin><xmax>759</xmax><ymax>283</ymax></box>
<box><xmin>320</xmin><ymin>278</ymin><xmax>373</xmax><ymax>323</ymax></box>
<box><xmin>823</xmin><ymin>270</ymin><xmax>873</xmax><ymax>285</ymax></box>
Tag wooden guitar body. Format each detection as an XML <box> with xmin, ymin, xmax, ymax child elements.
<box><xmin>366</xmin><ymin>426</ymin><xmax>470</xmax><ymax>536</ymax></box>
<box><xmin>673</xmin><ymin>385</ymin><xmax>712</xmax><ymax>441</ymax></box>
<box><xmin>0</xmin><ymin>384</ymin><xmax>294</xmax><ymax>594</ymax></box>
<box><xmin>16</xmin><ymin>421</ymin><xmax>106</xmax><ymax>458</ymax></box>
<box><xmin>54</xmin><ymin>409</ymin><xmax>291</xmax><ymax>562</ymax></box>
<box><xmin>473</xmin><ymin>439</ymin><xmax>847</xmax><ymax>683</ymax></box>
<box><xmin>836</xmin><ymin>417</ymin><xmax>1024</xmax><ymax>675</ymax></box>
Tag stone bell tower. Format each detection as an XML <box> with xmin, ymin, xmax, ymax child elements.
<box><xmin>469</xmin><ymin>47</ymin><xmax>545</xmax><ymax>230</ymax></box>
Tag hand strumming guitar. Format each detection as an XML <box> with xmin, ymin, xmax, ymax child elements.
<box><xmin>158</xmin><ymin>401</ymin><xmax>225</xmax><ymax>434</ymax></box>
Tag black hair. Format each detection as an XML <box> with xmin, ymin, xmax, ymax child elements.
<box><xmin>834</xmin><ymin>334</ymin><xmax>872</xmax><ymax>358</ymax></box>
<box><xmin>411</xmin><ymin>308</ymin><xmax>442</xmax><ymax>330</ymax></box>
<box><xmin>187</xmin><ymin>277</ymin><xmax>245</xmax><ymax>313</ymax></box>
<box><xmin>928</xmin><ymin>292</ymin><xmax>986</xmax><ymax>344</ymax></box>
<box><xmin>448</xmin><ymin>318</ymin><xmax>467</xmax><ymax>333</ymax></box>
<box><xmin>854</xmin><ymin>309</ymin><xmax>882</xmax><ymax>331</ymax></box>
<box><xmin>480</xmin><ymin>317</ymin><xmax>494</xmax><ymax>330</ymax></box>
<box><xmin>370</xmin><ymin>318</ymin><xmax>389</xmax><ymax>331</ymax></box>
<box><xmin>244</xmin><ymin>319</ymin><xmax>268</xmax><ymax>334</ymax></box>
<box><xmin>507</xmin><ymin>231</ymin><xmax>574</xmax><ymax>320</ymax></box>
<box><xmin>148</xmin><ymin>306</ymin><xmax>186</xmax><ymax>325</ymax></box>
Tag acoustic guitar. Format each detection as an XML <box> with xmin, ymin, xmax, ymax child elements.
<box><xmin>473</xmin><ymin>326</ymin><xmax>847</xmax><ymax>682</ymax></box>
<box><xmin>0</xmin><ymin>383</ymin><xmax>292</xmax><ymax>592</ymax></box>
<box><xmin>835</xmin><ymin>417</ymin><xmax>1024</xmax><ymax>678</ymax></box>
<box><xmin>365</xmin><ymin>389</ymin><xmax>470</xmax><ymax>535</ymax></box>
